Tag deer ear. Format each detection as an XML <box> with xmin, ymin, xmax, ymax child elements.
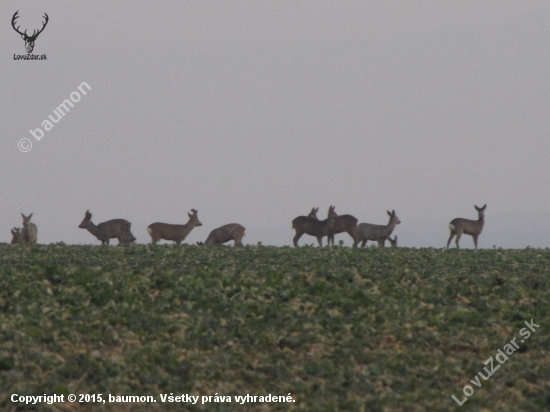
<box><xmin>387</xmin><ymin>210</ymin><xmax>391</xmax><ymax>216</ymax></box>
<box><xmin>21</xmin><ymin>213</ymin><xmax>25</xmax><ymax>218</ymax></box>
<box><xmin>29</xmin><ymin>213</ymin><xmax>33</xmax><ymax>219</ymax></box>
<box><xmin>482</xmin><ymin>204</ymin><xmax>487</xmax><ymax>210</ymax></box>
<box><xmin>188</xmin><ymin>213</ymin><xmax>192</xmax><ymax>218</ymax></box>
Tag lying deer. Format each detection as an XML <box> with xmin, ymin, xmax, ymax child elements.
<box><xmin>147</xmin><ymin>209</ymin><xmax>202</xmax><ymax>245</ymax></box>
<box><xmin>354</xmin><ymin>210</ymin><xmax>401</xmax><ymax>248</ymax></box>
<box><xmin>200</xmin><ymin>223</ymin><xmax>246</xmax><ymax>246</ymax></box>
<box><xmin>79</xmin><ymin>210</ymin><xmax>134</xmax><ymax>245</ymax></box>
<box><xmin>10</xmin><ymin>227</ymin><xmax>24</xmax><ymax>244</ymax></box>
<box><xmin>292</xmin><ymin>206</ymin><xmax>336</xmax><ymax>247</ymax></box>
<box><xmin>447</xmin><ymin>204</ymin><xmax>486</xmax><ymax>249</ymax></box>
<box><xmin>326</xmin><ymin>205</ymin><xmax>358</xmax><ymax>246</ymax></box>
<box><xmin>21</xmin><ymin>213</ymin><xmax>37</xmax><ymax>244</ymax></box>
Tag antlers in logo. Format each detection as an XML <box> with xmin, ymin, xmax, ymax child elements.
<box><xmin>12</xmin><ymin>11</ymin><xmax>49</xmax><ymax>54</ymax></box>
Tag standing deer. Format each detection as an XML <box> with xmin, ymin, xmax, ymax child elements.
<box><xmin>354</xmin><ymin>210</ymin><xmax>401</xmax><ymax>248</ymax></box>
<box><xmin>78</xmin><ymin>210</ymin><xmax>134</xmax><ymax>245</ymax></box>
<box><xmin>326</xmin><ymin>206</ymin><xmax>358</xmax><ymax>246</ymax></box>
<box><xmin>388</xmin><ymin>235</ymin><xmax>398</xmax><ymax>247</ymax></box>
<box><xmin>21</xmin><ymin>213</ymin><xmax>38</xmax><ymax>244</ymax></box>
<box><xmin>10</xmin><ymin>228</ymin><xmax>24</xmax><ymax>244</ymax></box>
<box><xmin>292</xmin><ymin>206</ymin><xmax>336</xmax><ymax>247</ymax></box>
<box><xmin>201</xmin><ymin>223</ymin><xmax>246</xmax><ymax>246</ymax></box>
<box><xmin>147</xmin><ymin>209</ymin><xmax>202</xmax><ymax>245</ymax></box>
<box><xmin>447</xmin><ymin>204</ymin><xmax>486</xmax><ymax>249</ymax></box>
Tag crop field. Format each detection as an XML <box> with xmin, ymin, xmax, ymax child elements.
<box><xmin>0</xmin><ymin>244</ymin><xmax>549</xmax><ymax>411</ymax></box>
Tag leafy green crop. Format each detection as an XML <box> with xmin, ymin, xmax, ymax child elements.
<box><xmin>0</xmin><ymin>244</ymin><xmax>549</xmax><ymax>411</ymax></box>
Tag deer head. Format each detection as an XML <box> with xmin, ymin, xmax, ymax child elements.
<box><xmin>12</xmin><ymin>11</ymin><xmax>49</xmax><ymax>53</ymax></box>
<box><xmin>188</xmin><ymin>209</ymin><xmax>203</xmax><ymax>226</ymax></box>
<box><xmin>79</xmin><ymin>210</ymin><xmax>92</xmax><ymax>228</ymax></box>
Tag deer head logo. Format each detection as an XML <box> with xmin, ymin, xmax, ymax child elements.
<box><xmin>11</xmin><ymin>11</ymin><xmax>49</xmax><ymax>54</ymax></box>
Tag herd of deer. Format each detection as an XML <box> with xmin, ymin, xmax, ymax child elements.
<box><xmin>9</xmin><ymin>204</ymin><xmax>487</xmax><ymax>249</ymax></box>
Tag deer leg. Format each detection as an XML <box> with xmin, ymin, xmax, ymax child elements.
<box><xmin>293</xmin><ymin>232</ymin><xmax>302</xmax><ymax>247</ymax></box>
<box><xmin>361</xmin><ymin>239</ymin><xmax>367</xmax><ymax>248</ymax></box>
<box><xmin>347</xmin><ymin>229</ymin><xmax>356</xmax><ymax>243</ymax></box>
<box><xmin>447</xmin><ymin>232</ymin><xmax>455</xmax><ymax>248</ymax></box>
<box><xmin>455</xmin><ymin>232</ymin><xmax>462</xmax><ymax>249</ymax></box>
<box><xmin>317</xmin><ymin>236</ymin><xmax>323</xmax><ymax>247</ymax></box>
<box><xmin>234</xmin><ymin>234</ymin><xmax>244</xmax><ymax>246</ymax></box>
<box><xmin>473</xmin><ymin>235</ymin><xmax>478</xmax><ymax>249</ymax></box>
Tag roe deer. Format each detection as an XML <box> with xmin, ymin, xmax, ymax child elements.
<box><xmin>78</xmin><ymin>210</ymin><xmax>133</xmax><ymax>245</ymax></box>
<box><xmin>147</xmin><ymin>209</ymin><xmax>202</xmax><ymax>245</ymax></box>
<box><xmin>447</xmin><ymin>204</ymin><xmax>486</xmax><ymax>249</ymax></box>
<box><xmin>354</xmin><ymin>210</ymin><xmax>401</xmax><ymax>248</ymax></box>
<box><xmin>10</xmin><ymin>227</ymin><xmax>24</xmax><ymax>244</ymax></box>
<box><xmin>21</xmin><ymin>213</ymin><xmax>37</xmax><ymax>244</ymax></box>
<box><xmin>201</xmin><ymin>223</ymin><xmax>246</xmax><ymax>246</ymax></box>
<box><xmin>326</xmin><ymin>205</ymin><xmax>358</xmax><ymax>246</ymax></box>
<box><xmin>388</xmin><ymin>235</ymin><xmax>398</xmax><ymax>247</ymax></box>
<box><xmin>292</xmin><ymin>206</ymin><xmax>336</xmax><ymax>247</ymax></box>
<box><xmin>118</xmin><ymin>229</ymin><xmax>137</xmax><ymax>245</ymax></box>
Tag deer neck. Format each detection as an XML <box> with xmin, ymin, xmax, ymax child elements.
<box><xmin>85</xmin><ymin>221</ymin><xmax>103</xmax><ymax>237</ymax></box>
<box><xmin>478</xmin><ymin>215</ymin><xmax>485</xmax><ymax>227</ymax></box>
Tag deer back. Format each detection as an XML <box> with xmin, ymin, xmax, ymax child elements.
<box><xmin>205</xmin><ymin>223</ymin><xmax>245</xmax><ymax>245</ymax></box>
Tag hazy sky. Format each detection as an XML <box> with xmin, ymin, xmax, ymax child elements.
<box><xmin>2</xmin><ymin>1</ymin><xmax>549</xmax><ymax>248</ymax></box>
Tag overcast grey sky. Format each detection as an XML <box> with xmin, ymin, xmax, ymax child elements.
<box><xmin>1</xmin><ymin>1</ymin><xmax>549</xmax><ymax>248</ymax></box>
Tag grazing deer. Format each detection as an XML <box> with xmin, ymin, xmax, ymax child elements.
<box><xmin>201</xmin><ymin>223</ymin><xmax>246</xmax><ymax>246</ymax></box>
<box><xmin>10</xmin><ymin>228</ymin><xmax>24</xmax><ymax>244</ymax></box>
<box><xmin>354</xmin><ymin>210</ymin><xmax>401</xmax><ymax>248</ymax></box>
<box><xmin>292</xmin><ymin>206</ymin><xmax>336</xmax><ymax>247</ymax></box>
<box><xmin>147</xmin><ymin>209</ymin><xmax>202</xmax><ymax>245</ymax></box>
<box><xmin>78</xmin><ymin>210</ymin><xmax>133</xmax><ymax>245</ymax></box>
<box><xmin>447</xmin><ymin>204</ymin><xmax>486</xmax><ymax>249</ymax></box>
<box><xmin>326</xmin><ymin>205</ymin><xmax>358</xmax><ymax>246</ymax></box>
<box><xmin>118</xmin><ymin>229</ymin><xmax>137</xmax><ymax>246</ymax></box>
<box><xmin>21</xmin><ymin>213</ymin><xmax>38</xmax><ymax>244</ymax></box>
<box><xmin>388</xmin><ymin>235</ymin><xmax>398</xmax><ymax>247</ymax></box>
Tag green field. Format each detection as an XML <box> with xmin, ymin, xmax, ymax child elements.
<box><xmin>1</xmin><ymin>244</ymin><xmax>549</xmax><ymax>411</ymax></box>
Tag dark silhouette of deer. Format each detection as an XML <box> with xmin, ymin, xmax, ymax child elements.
<box><xmin>447</xmin><ymin>204</ymin><xmax>486</xmax><ymax>249</ymax></box>
<box><xmin>388</xmin><ymin>235</ymin><xmax>398</xmax><ymax>247</ymax></box>
<box><xmin>201</xmin><ymin>223</ymin><xmax>246</xmax><ymax>246</ymax></box>
<box><xmin>78</xmin><ymin>210</ymin><xmax>135</xmax><ymax>246</ymax></box>
<box><xmin>21</xmin><ymin>213</ymin><xmax>38</xmax><ymax>244</ymax></box>
<box><xmin>10</xmin><ymin>228</ymin><xmax>24</xmax><ymax>244</ymax></box>
<box><xmin>354</xmin><ymin>210</ymin><xmax>401</xmax><ymax>248</ymax></box>
<box><xmin>11</xmin><ymin>11</ymin><xmax>49</xmax><ymax>53</ymax></box>
<box><xmin>326</xmin><ymin>206</ymin><xmax>358</xmax><ymax>246</ymax></box>
<box><xmin>292</xmin><ymin>206</ymin><xmax>336</xmax><ymax>247</ymax></box>
<box><xmin>147</xmin><ymin>209</ymin><xmax>202</xmax><ymax>245</ymax></box>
